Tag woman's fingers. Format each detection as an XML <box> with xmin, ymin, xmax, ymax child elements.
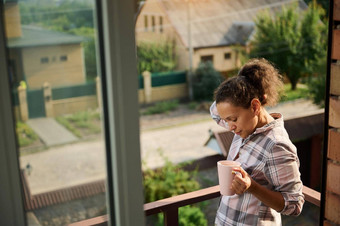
<box><xmin>232</xmin><ymin>178</ymin><xmax>247</xmax><ymax>194</ymax></box>
<box><xmin>231</xmin><ymin>167</ymin><xmax>251</xmax><ymax>195</ymax></box>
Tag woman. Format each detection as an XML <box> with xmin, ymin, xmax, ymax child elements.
<box><xmin>211</xmin><ymin>59</ymin><xmax>304</xmax><ymax>225</ymax></box>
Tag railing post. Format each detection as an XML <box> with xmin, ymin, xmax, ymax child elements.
<box><xmin>164</xmin><ymin>207</ymin><xmax>178</xmax><ymax>226</ymax></box>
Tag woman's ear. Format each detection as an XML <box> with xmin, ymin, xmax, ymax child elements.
<box><xmin>251</xmin><ymin>98</ymin><xmax>261</xmax><ymax>115</ymax></box>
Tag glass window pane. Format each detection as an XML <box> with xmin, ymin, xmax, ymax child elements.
<box><xmin>3</xmin><ymin>0</ymin><xmax>108</xmax><ymax>225</ymax></box>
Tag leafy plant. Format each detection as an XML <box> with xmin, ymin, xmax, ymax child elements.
<box><xmin>192</xmin><ymin>61</ymin><xmax>223</xmax><ymax>101</ymax></box>
<box><xmin>143</xmin><ymin>150</ymin><xmax>207</xmax><ymax>225</ymax></box>
<box><xmin>143</xmin><ymin>153</ymin><xmax>200</xmax><ymax>202</ymax></box>
<box><xmin>141</xmin><ymin>100</ymin><xmax>179</xmax><ymax>115</ymax></box>
<box><xmin>137</xmin><ymin>41</ymin><xmax>177</xmax><ymax>74</ymax></box>
<box><xmin>16</xmin><ymin>121</ymin><xmax>39</xmax><ymax>147</ymax></box>
<box><xmin>156</xmin><ymin>205</ymin><xmax>208</xmax><ymax>226</ymax></box>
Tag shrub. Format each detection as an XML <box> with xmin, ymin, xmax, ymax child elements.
<box><xmin>156</xmin><ymin>205</ymin><xmax>208</xmax><ymax>226</ymax></box>
<box><xmin>143</xmin><ymin>154</ymin><xmax>200</xmax><ymax>202</ymax></box>
<box><xmin>16</xmin><ymin>121</ymin><xmax>39</xmax><ymax>147</ymax></box>
<box><xmin>143</xmin><ymin>150</ymin><xmax>207</xmax><ymax>225</ymax></box>
<box><xmin>142</xmin><ymin>100</ymin><xmax>179</xmax><ymax>115</ymax></box>
<box><xmin>192</xmin><ymin>61</ymin><xmax>223</xmax><ymax>101</ymax></box>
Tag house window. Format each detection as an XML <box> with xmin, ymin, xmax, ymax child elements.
<box><xmin>152</xmin><ymin>16</ymin><xmax>155</xmax><ymax>32</ymax></box>
<box><xmin>40</xmin><ymin>57</ymin><xmax>49</xmax><ymax>64</ymax></box>
<box><xmin>201</xmin><ymin>55</ymin><xmax>214</xmax><ymax>63</ymax></box>
<box><xmin>224</xmin><ymin>52</ymin><xmax>231</xmax><ymax>60</ymax></box>
<box><xmin>159</xmin><ymin>16</ymin><xmax>163</xmax><ymax>33</ymax></box>
<box><xmin>60</xmin><ymin>55</ymin><xmax>68</xmax><ymax>62</ymax></box>
<box><xmin>144</xmin><ymin>15</ymin><xmax>148</xmax><ymax>31</ymax></box>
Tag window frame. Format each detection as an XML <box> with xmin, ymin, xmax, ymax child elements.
<box><xmin>151</xmin><ymin>15</ymin><xmax>155</xmax><ymax>32</ymax></box>
<box><xmin>0</xmin><ymin>2</ymin><xmax>26</xmax><ymax>225</ymax></box>
<box><xmin>159</xmin><ymin>16</ymin><xmax>163</xmax><ymax>33</ymax></box>
<box><xmin>40</xmin><ymin>56</ymin><xmax>49</xmax><ymax>64</ymax></box>
<box><xmin>144</xmin><ymin>14</ymin><xmax>148</xmax><ymax>31</ymax></box>
<box><xmin>201</xmin><ymin>54</ymin><xmax>214</xmax><ymax>63</ymax></box>
<box><xmin>0</xmin><ymin>0</ymin><xmax>145</xmax><ymax>225</ymax></box>
<box><xmin>224</xmin><ymin>52</ymin><xmax>231</xmax><ymax>60</ymax></box>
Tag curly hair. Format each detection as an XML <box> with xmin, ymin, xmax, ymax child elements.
<box><xmin>214</xmin><ymin>58</ymin><xmax>283</xmax><ymax>108</ymax></box>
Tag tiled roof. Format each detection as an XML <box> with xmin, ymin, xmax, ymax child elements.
<box><xmin>159</xmin><ymin>0</ymin><xmax>307</xmax><ymax>48</ymax></box>
<box><xmin>7</xmin><ymin>25</ymin><xmax>86</xmax><ymax>48</ymax></box>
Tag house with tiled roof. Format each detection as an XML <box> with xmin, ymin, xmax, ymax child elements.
<box><xmin>5</xmin><ymin>0</ymin><xmax>87</xmax><ymax>89</ymax></box>
<box><xmin>135</xmin><ymin>0</ymin><xmax>307</xmax><ymax>76</ymax></box>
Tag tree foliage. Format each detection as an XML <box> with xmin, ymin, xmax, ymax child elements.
<box><xmin>136</xmin><ymin>41</ymin><xmax>177</xmax><ymax>74</ymax></box>
<box><xmin>250</xmin><ymin>1</ymin><xmax>327</xmax><ymax>90</ymax></box>
<box><xmin>19</xmin><ymin>0</ymin><xmax>94</xmax><ymax>30</ymax></box>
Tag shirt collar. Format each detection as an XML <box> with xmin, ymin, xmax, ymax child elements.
<box><xmin>253</xmin><ymin>113</ymin><xmax>283</xmax><ymax>135</ymax></box>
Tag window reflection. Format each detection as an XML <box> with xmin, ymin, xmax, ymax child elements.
<box><xmin>4</xmin><ymin>0</ymin><xmax>107</xmax><ymax>225</ymax></box>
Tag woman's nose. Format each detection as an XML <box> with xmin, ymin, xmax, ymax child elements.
<box><xmin>229</xmin><ymin>123</ymin><xmax>236</xmax><ymax>131</ymax></box>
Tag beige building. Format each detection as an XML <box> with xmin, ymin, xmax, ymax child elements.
<box><xmin>5</xmin><ymin>0</ymin><xmax>86</xmax><ymax>90</ymax></box>
<box><xmin>135</xmin><ymin>0</ymin><xmax>307</xmax><ymax>77</ymax></box>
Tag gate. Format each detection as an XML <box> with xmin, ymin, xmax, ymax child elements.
<box><xmin>27</xmin><ymin>89</ymin><xmax>45</xmax><ymax>118</ymax></box>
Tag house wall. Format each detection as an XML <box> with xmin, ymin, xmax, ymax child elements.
<box><xmin>4</xmin><ymin>2</ymin><xmax>22</xmax><ymax>38</ymax></box>
<box><xmin>194</xmin><ymin>46</ymin><xmax>240</xmax><ymax>74</ymax></box>
<box><xmin>22</xmin><ymin>44</ymin><xmax>86</xmax><ymax>89</ymax></box>
<box><xmin>135</xmin><ymin>0</ymin><xmax>188</xmax><ymax>71</ymax></box>
<box><xmin>135</xmin><ymin>1</ymin><xmax>178</xmax><ymax>43</ymax></box>
<box><xmin>135</xmin><ymin>1</ymin><xmax>242</xmax><ymax>74</ymax></box>
<box><xmin>324</xmin><ymin>1</ymin><xmax>340</xmax><ymax>224</ymax></box>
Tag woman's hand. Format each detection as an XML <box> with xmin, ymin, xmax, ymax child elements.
<box><xmin>231</xmin><ymin>167</ymin><xmax>252</xmax><ymax>195</ymax></box>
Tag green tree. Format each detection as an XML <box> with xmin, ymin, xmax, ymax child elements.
<box><xmin>137</xmin><ymin>41</ymin><xmax>177</xmax><ymax>74</ymax></box>
<box><xmin>70</xmin><ymin>27</ymin><xmax>98</xmax><ymax>81</ymax></box>
<box><xmin>19</xmin><ymin>0</ymin><xmax>94</xmax><ymax>29</ymax></box>
<box><xmin>304</xmin><ymin>0</ymin><xmax>329</xmax><ymax>20</ymax></box>
<box><xmin>250</xmin><ymin>1</ymin><xmax>327</xmax><ymax>90</ymax></box>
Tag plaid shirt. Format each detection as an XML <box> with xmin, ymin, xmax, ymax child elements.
<box><xmin>210</xmin><ymin>102</ymin><xmax>304</xmax><ymax>226</ymax></box>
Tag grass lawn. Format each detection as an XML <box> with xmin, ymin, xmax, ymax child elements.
<box><xmin>280</xmin><ymin>83</ymin><xmax>309</xmax><ymax>102</ymax></box>
<box><xmin>55</xmin><ymin>109</ymin><xmax>102</xmax><ymax>139</ymax></box>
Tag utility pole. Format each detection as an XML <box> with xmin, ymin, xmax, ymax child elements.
<box><xmin>187</xmin><ymin>0</ymin><xmax>194</xmax><ymax>101</ymax></box>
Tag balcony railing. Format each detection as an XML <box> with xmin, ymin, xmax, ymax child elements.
<box><xmin>70</xmin><ymin>184</ymin><xmax>320</xmax><ymax>226</ymax></box>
